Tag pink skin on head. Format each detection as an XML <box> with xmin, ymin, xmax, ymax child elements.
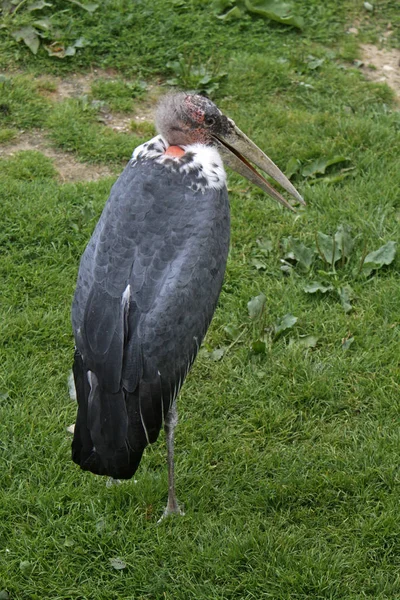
<box><xmin>184</xmin><ymin>96</ymin><xmax>205</xmax><ymax>124</ymax></box>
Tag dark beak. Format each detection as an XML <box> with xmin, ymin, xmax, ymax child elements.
<box><xmin>213</xmin><ymin>121</ymin><xmax>305</xmax><ymax>212</ymax></box>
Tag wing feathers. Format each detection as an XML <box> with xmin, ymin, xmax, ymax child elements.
<box><xmin>71</xmin><ymin>158</ymin><xmax>230</xmax><ymax>480</ymax></box>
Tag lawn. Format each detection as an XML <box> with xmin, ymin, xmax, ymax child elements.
<box><xmin>0</xmin><ymin>1</ymin><xmax>399</xmax><ymax>598</ymax></box>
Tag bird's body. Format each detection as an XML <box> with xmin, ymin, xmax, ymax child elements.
<box><xmin>71</xmin><ymin>93</ymin><xmax>303</xmax><ymax>516</ymax></box>
<box><xmin>72</xmin><ymin>137</ymin><xmax>229</xmax><ymax>480</ymax></box>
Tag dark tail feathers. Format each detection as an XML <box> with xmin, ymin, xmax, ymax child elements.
<box><xmin>71</xmin><ymin>351</ymin><xmax>146</xmax><ymax>479</ymax></box>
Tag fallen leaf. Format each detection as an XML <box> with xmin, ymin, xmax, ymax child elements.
<box><xmin>248</xmin><ymin>293</ymin><xmax>266</xmax><ymax>320</ymax></box>
<box><xmin>306</xmin><ymin>55</ymin><xmax>324</xmax><ymax>70</ymax></box>
<box><xmin>217</xmin><ymin>5</ymin><xmax>243</xmax><ymax>19</ymax></box>
<box><xmin>224</xmin><ymin>324</ymin><xmax>240</xmax><ymax>340</ymax></box>
<box><xmin>209</xmin><ymin>348</ymin><xmax>225</xmax><ymax>361</ymax></box>
<box><xmin>338</xmin><ymin>285</ymin><xmax>355</xmax><ymax>313</ymax></box>
<box><xmin>302</xmin><ymin>155</ymin><xmax>349</xmax><ymax>178</ymax></box>
<box><xmin>19</xmin><ymin>560</ymin><xmax>33</xmax><ymax>575</ymax></box>
<box><xmin>212</xmin><ymin>0</ymin><xmax>235</xmax><ymax>12</ymax></box>
<box><xmin>109</xmin><ymin>557</ymin><xmax>127</xmax><ymax>570</ymax></box>
<box><xmin>285</xmin><ymin>157</ymin><xmax>301</xmax><ymax>179</ymax></box>
<box><xmin>64</xmin><ymin>538</ymin><xmax>75</xmax><ymax>547</ymax></box>
<box><xmin>303</xmin><ymin>281</ymin><xmax>334</xmax><ymax>294</ymax></box>
<box><xmin>27</xmin><ymin>1</ymin><xmax>52</xmax><ymax>10</ymax></box>
<box><xmin>96</xmin><ymin>518</ymin><xmax>106</xmax><ymax>533</ymax></box>
<box><xmin>286</xmin><ymin>236</ymin><xmax>314</xmax><ymax>270</ymax></box>
<box><xmin>252</xmin><ymin>339</ymin><xmax>266</xmax><ymax>353</ymax></box>
<box><xmin>342</xmin><ymin>336</ymin><xmax>354</xmax><ymax>351</ymax></box>
<box><xmin>66</xmin><ymin>0</ymin><xmax>98</xmax><ymax>12</ymax></box>
<box><xmin>297</xmin><ymin>334</ymin><xmax>319</xmax><ymax>348</ymax></box>
<box><xmin>316</xmin><ymin>231</ymin><xmax>341</xmax><ymax>265</ymax></box>
<box><xmin>11</xmin><ymin>26</ymin><xmax>40</xmax><ymax>54</ymax></box>
<box><xmin>33</xmin><ymin>18</ymin><xmax>51</xmax><ymax>31</ymax></box>
<box><xmin>256</xmin><ymin>237</ymin><xmax>273</xmax><ymax>255</ymax></box>
<box><xmin>362</xmin><ymin>241</ymin><xmax>396</xmax><ymax>275</ymax></box>
<box><xmin>334</xmin><ymin>225</ymin><xmax>354</xmax><ymax>259</ymax></box>
<box><xmin>45</xmin><ymin>37</ymin><xmax>87</xmax><ymax>58</ymax></box>
<box><xmin>250</xmin><ymin>258</ymin><xmax>267</xmax><ymax>270</ymax></box>
<box><xmin>244</xmin><ymin>0</ymin><xmax>304</xmax><ymax>28</ymax></box>
<box><xmin>274</xmin><ymin>313</ymin><xmax>297</xmax><ymax>335</ymax></box>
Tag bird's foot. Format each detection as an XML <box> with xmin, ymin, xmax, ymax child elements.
<box><xmin>157</xmin><ymin>498</ymin><xmax>185</xmax><ymax>523</ymax></box>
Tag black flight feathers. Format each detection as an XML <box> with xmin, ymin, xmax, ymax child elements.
<box><xmin>71</xmin><ymin>156</ymin><xmax>230</xmax><ymax>480</ymax></box>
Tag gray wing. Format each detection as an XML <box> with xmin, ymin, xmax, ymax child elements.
<box><xmin>71</xmin><ymin>158</ymin><xmax>230</xmax><ymax>478</ymax></box>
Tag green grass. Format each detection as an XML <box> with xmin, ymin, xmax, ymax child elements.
<box><xmin>1</xmin><ymin>1</ymin><xmax>400</xmax><ymax>598</ymax></box>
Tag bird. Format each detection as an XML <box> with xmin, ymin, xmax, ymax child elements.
<box><xmin>71</xmin><ymin>92</ymin><xmax>304</xmax><ymax>519</ymax></box>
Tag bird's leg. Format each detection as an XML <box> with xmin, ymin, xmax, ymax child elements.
<box><xmin>158</xmin><ymin>401</ymin><xmax>185</xmax><ymax>522</ymax></box>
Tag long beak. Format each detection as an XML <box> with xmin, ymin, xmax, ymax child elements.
<box><xmin>213</xmin><ymin>123</ymin><xmax>305</xmax><ymax>212</ymax></box>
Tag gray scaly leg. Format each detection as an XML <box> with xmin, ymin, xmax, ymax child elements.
<box><xmin>158</xmin><ymin>401</ymin><xmax>184</xmax><ymax>522</ymax></box>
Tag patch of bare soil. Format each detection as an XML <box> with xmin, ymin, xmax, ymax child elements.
<box><xmin>39</xmin><ymin>68</ymin><xmax>115</xmax><ymax>102</ymax></box>
<box><xmin>0</xmin><ymin>130</ymin><xmax>113</xmax><ymax>182</ymax></box>
<box><xmin>360</xmin><ymin>44</ymin><xmax>400</xmax><ymax>100</ymax></box>
<box><xmin>1</xmin><ymin>71</ymin><xmax>161</xmax><ymax>182</ymax></box>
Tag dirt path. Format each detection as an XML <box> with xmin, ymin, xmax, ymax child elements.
<box><xmin>0</xmin><ymin>130</ymin><xmax>114</xmax><ymax>182</ymax></box>
<box><xmin>0</xmin><ymin>70</ymin><xmax>159</xmax><ymax>182</ymax></box>
<box><xmin>360</xmin><ymin>44</ymin><xmax>400</xmax><ymax>100</ymax></box>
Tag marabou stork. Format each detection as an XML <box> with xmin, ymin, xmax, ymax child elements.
<box><xmin>71</xmin><ymin>93</ymin><xmax>303</xmax><ymax>518</ymax></box>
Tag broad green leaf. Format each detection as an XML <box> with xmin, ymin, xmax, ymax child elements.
<box><xmin>244</xmin><ymin>0</ymin><xmax>304</xmax><ymax>29</ymax></box>
<box><xmin>342</xmin><ymin>336</ymin><xmax>354</xmax><ymax>351</ymax></box>
<box><xmin>252</xmin><ymin>339</ymin><xmax>266</xmax><ymax>353</ymax></box>
<box><xmin>19</xmin><ymin>561</ymin><xmax>33</xmax><ymax>575</ymax></box>
<box><xmin>224</xmin><ymin>325</ymin><xmax>240</xmax><ymax>340</ymax></box>
<box><xmin>297</xmin><ymin>334</ymin><xmax>319</xmax><ymax>348</ymax></box>
<box><xmin>28</xmin><ymin>1</ymin><xmax>52</xmax><ymax>10</ymax></box>
<box><xmin>73</xmin><ymin>36</ymin><xmax>87</xmax><ymax>48</ymax></box>
<box><xmin>338</xmin><ymin>285</ymin><xmax>354</xmax><ymax>313</ymax></box>
<box><xmin>274</xmin><ymin>313</ymin><xmax>297</xmax><ymax>335</ymax></box>
<box><xmin>316</xmin><ymin>232</ymin><xmax>341</xmax><ymax>264</ymax></box>
<box><xmin>307</xmin><ymin>169</ymin><xmax>355</xmax><ymax>186</ymax></box>
<box><xmin>109</xmin><ymin>557</ymin><xmax>127</xmax><ymax>570</ymax></box>
<box><xmin>280</xmin><ymin>260</ymin><xmax>293</xmax><ymax>273</ymax></box>
<box><xmin>306</xmin><ymin>55</ymin><xmax>324</xmax><ymax>70</ymax></box>
<box><xmin>256</xmin><ymin>237</ymin><xmax>273</xmax><ymax>255</ymax></box>
<box><xmin>64</xmin><ymin>46</ymin><xmax>77</xmax><ymax>57</ymax></box>
<box><xmin>64</xmin><ymin>538</ymin><xmax>75</xmax><ymax>547</ymax></box>
<box><xmin>363</xmin><ymin>241</ymin><xmax>396</xmax><ymax>272</ymax></box>
<box><xmin>96</xmin><ymin>518</ymin><xmax>106</xmax><ymax>533</ymax></box>
<box><xmin>334</xmin><ymin>225</ymin><xmax>354</xmax><ymax>259</ymax></box>
<box><xmin>250</xmin><ymin>258</ymin><xmax>267</xmax><ymax>270</ymax></box>
<box><xmin>217</xmin><ymin>5</ymin><xmax>243</xmax><ymax>19</ymax></box>
<box><xmin>210</xmin><ymin>348</ymin><xmax>225</xmax><ymax>361</ymax></box>
<box><xmin>66</xmin><ymin>0</ymin><xmax>98</xmax><ymax>12</ymax></box>
<box><xmin>302</xmin><ymin>155</ymin><xmax>348</xmax><ymax>178</ymax></box>
<box><xmin>33</xmin><ymin>18</ymin><xmax>51</xmax><ymax>31</ymax></box>
<box><xmin>1</xmin><ymin>1</ymin><xmax>13</xmax><ymax>15</ymax></box>
<box><xmin>248</xmin><ymin>293</ymin><xmax>266</xmax><ymax>320</ymax></box>
<box><xmin>304</xmin><ymin>281</ymin><xmax>334</xmax><ymax>294</ymax></box>
<box><xmin>11</xmin><ymin>26</ymin><xmax>40</xmax><ymax>54</ymax></box>
<box><xmin>285</xmin><ymin>157</ymin><xmax>301</xmax><ymax>179</ymax></box>
<box><xmin>212</xmin><ymin>0</ymin><xmax>235</xmax><ymax>12</ymax></box>
<box><xmin>0</xmin><ymin>591</ymin><xmax>9</xmax><ymax>600</ymax></box>
<box><xmin>286</xmin><ymin>236</ymin><xmax>314</xmax><ymax>270</ymax></box>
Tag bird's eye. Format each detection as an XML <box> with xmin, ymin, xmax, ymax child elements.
<box><xmin>205</xmin><ymin>116</ymin><xmax>216</xmax><ymax>127</ymax></box>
